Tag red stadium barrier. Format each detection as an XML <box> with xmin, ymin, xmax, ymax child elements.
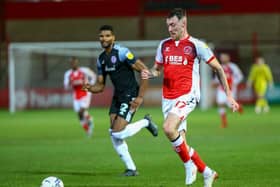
<box><xmin>5</xmin><ymin>0</ymin><xmax>280</xmax><ymax>20</ymax></box>
<box><xmin>2</xmin><ymin>84</ymin><xmax>278</xmax><ymax>109</ymax></box>
<box><xmin>0</xmin><ymin>89</ymin><xmax>9</xmax><ymax>108</ymax></box>
<box><xmin>0</xmin><ymin>87</ymin><xmax>113</xmax><ymax>109</ymax></box>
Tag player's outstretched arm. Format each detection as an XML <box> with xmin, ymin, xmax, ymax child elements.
<box><xmin>141</xmin><ymin>63</ymin><xmax>162</xmax><ymax>80</ymax></box>
<box><xmin>208</xmin><ymin>58</ymin><xmax>239</xmax><ymax>112</ymax></box>
<box><xmin>87</xmin><ymin>68</ymin><xmax>97</xmax><ymax>85</ymax></box>
<box><xmin>82</xmin><ymin>75</ymin><xmax>105</xmax><ymax>93</ymax></box>
<box><xmin>130</xmin><ymin>59</ymin><xmax>150</xmax><ymax>111</ymax></box>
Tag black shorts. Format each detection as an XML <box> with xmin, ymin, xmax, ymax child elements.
<box><xmin>109</xmin><ymin>93</ymin><xmax>137</xmax><ymax>122</ymax></box>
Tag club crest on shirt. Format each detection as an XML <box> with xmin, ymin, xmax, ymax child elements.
<box><xmin>111</xmin><ymin>56</ymin><xmax>117</xmax><ymax>64</ymax></box>
<box><xmin>183</xmin><ymin>46</ymin><xmax>193</xmax><ymax>55</ymax></box>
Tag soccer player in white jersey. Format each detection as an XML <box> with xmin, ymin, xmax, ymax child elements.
<box><xmin>212</xmin><ymin>53</ymin><xmax>244</xmax><ymax>128</ymax></box>
<box><xmin>64</xmin><ymin>57</ymin><xmax>96</xmax><ymax>137</ymax></box>
<box><xmin>142</xmin><ymin>8</ymin><xmax>239</xmax><ymax>187</ymax></box>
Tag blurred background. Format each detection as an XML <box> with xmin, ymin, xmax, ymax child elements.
<box><xmin>1</xmin><ymin>2</ymin><xmax>279</xmax><ymax>186</ymax></box>
<box><xmin>0</xmin><ymin>0</ymin><xmax>279</xmax><ymax>112</ymax></box>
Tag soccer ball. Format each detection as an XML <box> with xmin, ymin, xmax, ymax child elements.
<box><xmin>41</xmin><ymin>176</ymin><xmax>64</xmax><ymax>187</ymax></box>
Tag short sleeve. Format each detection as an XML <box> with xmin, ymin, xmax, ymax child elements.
<box><xmin>80</xmin><ymin>67</ymin><xmax>97</xmax><ymax>85</ymax></box>
<box><xmin>195</xmin><ymin>40</ymin><xmax>215</xmax><ymax>64</ymax></box>
<box><xmin>230</xmin><ymin>63</ymin><xmax>244</xmax><ymax>84</ymax></box>
<box><xmin>63</xmin><ymin>70</ymin><xmax>71</xmax><ymax>90</ymax></box>
<box><xmin>155</xmin><ymin>40</ymin><xmax>164</xmax><ymax>64</ymax></box>
<box><xmin>119</xmin><ymin>46</ymin><xmax>136</xmax><ymax>65</ymax></box>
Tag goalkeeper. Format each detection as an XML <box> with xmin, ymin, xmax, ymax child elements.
<box><xmin>247</xmin><ymin>56</ymin><xmax>274</xmax><ymax>113</ymax></box>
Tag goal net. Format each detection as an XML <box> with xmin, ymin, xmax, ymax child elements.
<box><xmin>8</xmin><ymin>41</ymin><xmax>213</xmax><ymax>113</ymax></box>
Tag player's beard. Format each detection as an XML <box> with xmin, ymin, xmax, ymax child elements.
<box><xmin>101</xmin><ymin>41</ymin><xmax>112</xmax><ymax>49</ymax></box>
<box><xmin>170</xmin><ymin>31</ymin><xmax>179</xmax><ymax>40</ymax></box>
<box><xmin>170</xmin><ymin>28</ymin><xmax>184</xmax><ymax>40</ymax></box>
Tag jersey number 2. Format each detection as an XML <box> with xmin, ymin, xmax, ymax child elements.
<box><xmin>119</xmin><ymin>103</ymin><xmax>129</xmax><ymax>115</ymax></box>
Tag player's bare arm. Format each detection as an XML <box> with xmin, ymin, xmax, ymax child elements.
<box><xmin>141</xmin><ymin>63</ymin><xmax>162</xmax><ymax>79</ymax></box>
<box><xmin>150</xmin><ymin>64</ymin><xmax>162</xmax><ymax>77</ymax></box>
<box><xmin>130</xmin><ymin>59</ymin><xmax>149</xmax><ymax>111</ymax></box>
<box><xmin>208</xmin><ymin>58</ymin><xmax>239</xmax><ymax>111</ymax></box>
<box><xmin>82</xmin><ymin>75</ymin><xmax>105</xmax><ymax>93</ymax></box>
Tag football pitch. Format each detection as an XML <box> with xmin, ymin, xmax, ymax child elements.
<box><xmin>0</xmin><ymin>105</ymin><xmax>279</xmax><ymax>187</ymax></box>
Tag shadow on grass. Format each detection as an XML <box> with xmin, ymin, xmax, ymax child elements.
<box><xmin>10</xmin><ymin>170</ymin><xmax>114</xmax><ymax>177</ymax></box>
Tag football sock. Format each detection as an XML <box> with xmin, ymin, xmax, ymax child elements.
<box><xmin>203</xmin><ymin>166</ymin><xmax>213</xmax><ymax>178</ymax></box>
<box><xmin>79</xmin><ymin>118</ymin><xmax>88</xmax><ymax>131</ymax></box>
<box><xmin>84</xmin><ymin>110</ymin><xmax>93</xmax><ymax>126</ymax></box>
<box><xmin>79</xmin><ymin>110</ymin><xmax>93</xmax><ymax>133</ymax></box>
<box><xmin>256</xmin><ymin>98</ymin><xmax>263</xmax><ymax>108</ymax></box>
<box><xmin>82</xmin><ymin>123</ymin><xmax>89</xmax><ymax>131</ymax></box>
<box><xmin>188</xmin><ymin>146</ymin><xmax>194</xmax><ymax>157</ymax></box>
<box><xmin>261</xmin><ymin>98</ymin><xmax>268</xmax><ymax>108</ymax></box>
<box><xmin>184</xmin><ymin>159</ymin><xmax>193</xmax><ymax>171</ymax></box>
<box><xmin>238</xmin><ymin>103</ymin><xmax>244</xmax><ymax>114</ymax></box>
<box><xmin>111</xmin><ymin>119</ymin><xmax>149</xmax><ymax>139</ymax></box>
<box><xmin>219</xmin><ymin>107</ymin><xmax>227</xmax><ymax>127</ymax></box>
<box><xmin>189</xmin><ymin>146</ymin><xmax>212</xmax><ymax>177</ymax></box>
<box><xmin>110</xmin><ymin>131</ymin><xmax>136</xmax><ymax>170</ymax></box>
<box><xmin>171</xmin><ymin>135</ymin><xmax>190</xmax><ymax>163</ymax></box>
<box><xmin>190</xmin><ymin>148</ymin><xmax>206</xmax><ymax>173</ymax></box>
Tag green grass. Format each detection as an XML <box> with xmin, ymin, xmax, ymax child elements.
<box><xmin>0</xmin><ymin>105</ymin><xmax>280</xmax><ymax>187</ymax></box>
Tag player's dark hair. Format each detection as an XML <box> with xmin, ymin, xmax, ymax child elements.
<box><xmin>167</xmin><ymin>8</ymin><xmax>186</xmax><ymax>20</ymax></box>
<box><xmin>255</xmin><ymin>54</ymin><xmax>263</xmax><ymax>58</ymax></box>
<box><xmin>99</xmin><ymin>25</ymin><xmax>114</xmax><ymax>33</ymax></box>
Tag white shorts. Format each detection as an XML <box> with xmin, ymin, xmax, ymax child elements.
<box><xmin>162</xmin><ymin>94</ymin><xmax>197</xmax><ymax>132</ymax></box>
<box><xmin>73</xmin><ymin>94</ymin><xmax>91</xmax><ymax>112</ymax></box>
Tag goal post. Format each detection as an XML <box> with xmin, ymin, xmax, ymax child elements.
<box><xmin>8</xmin><ymin>41</ymin><xmax>160</xmax><ymax>113</ymax></box>
<box><xmin>8</xmin><ymin>41</ymin><xmax>214</xmax><ymax>113</ymax></box>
